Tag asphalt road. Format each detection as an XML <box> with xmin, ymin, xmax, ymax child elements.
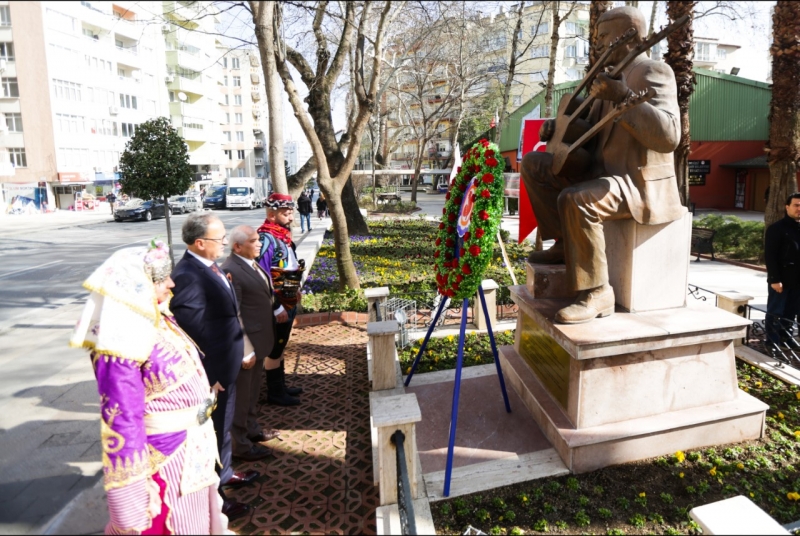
<box><xmin>0</xmin><ymin>208</ymin><xmax>272</xmax><ymax>331</ymax></box>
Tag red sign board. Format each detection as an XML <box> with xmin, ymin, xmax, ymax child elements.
<box><xmin>518</xmin><ymin>119</ymin><xmax>549</xmax><ymax>243</ymax></box>
<box><xmin>58</xmin><ymin>172</ymin><xmax>82</xmax><ymax>182</ymax></box>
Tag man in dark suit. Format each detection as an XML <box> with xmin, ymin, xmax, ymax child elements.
<box><xmin>222</xmin><ymin>225</ymin><xmax>281</xmax><ymax>461</ymax></box>
<box><xmin>170</xmin><ymin>212</ymin><xmax>258</xmax><ymax>521</ymax></box>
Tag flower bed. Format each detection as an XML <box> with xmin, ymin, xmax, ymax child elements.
<box><xmin>301</xmin><ymin>218</ymin><xmax>529</xmax><ymax>313</ymax></box>
<box><xmin>398</xmin><ymin>331</ymin><xmax>516</xmax><ymax>375</ymax></box>
<box><xmin>431</xmin><ymin>360</ymin><xmax>800</xmax><ymax>535</ymax></box>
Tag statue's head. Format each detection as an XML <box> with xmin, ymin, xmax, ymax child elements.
<box><xmin>596</xmin><ymin>6</ymin><xmax>647</xmax><ymax>66</ymax></box>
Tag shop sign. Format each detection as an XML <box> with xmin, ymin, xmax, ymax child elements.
<box><xmin>689</xmin><ymin>160</ymin><xmax>711</xmax><ymax>175</ymax></box>
<box><xmin>58</xmin><ymin>172</ymin><xmax>86</xmax><ymax>182</ymax></box>
<box><xmin>689</xmin><ymin>174</ymin><xmax>706</xmax><ymax>186</ymax></box>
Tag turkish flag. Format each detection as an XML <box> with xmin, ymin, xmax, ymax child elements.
<box><xmin>518</xmin><ymin>119</ymin><xmax>549</xmax><ymax>243</ymax></box>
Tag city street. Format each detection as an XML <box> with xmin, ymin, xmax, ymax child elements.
<box><xmin>0</xmin><ymin>208</ymin><xmax>278</xmax><ymax>534</ymax></box>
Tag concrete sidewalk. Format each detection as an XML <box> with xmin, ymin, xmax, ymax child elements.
<box><xmin>0</xmin><ymin>210</ymin><xmax>114</xmax><ymax>238</ymax></box>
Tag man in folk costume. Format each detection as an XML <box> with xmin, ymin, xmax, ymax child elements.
<box><xmin>257</xmin><ymin>193</ymin><xmax>305</xmax><ymax>406</ymax></box>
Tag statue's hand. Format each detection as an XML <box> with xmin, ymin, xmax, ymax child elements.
<box><xmin>539</xmin><ymin>119</ymin><xmax>555</xmax><ymax>142</ymax></box>
<box><xmin>590</xmin><ymin>72</ymin><xmax>630</xmax><ymax>104</ymax></box>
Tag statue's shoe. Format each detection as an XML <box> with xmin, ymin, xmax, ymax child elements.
<box><xmin>527</xmin><ymin>240</ymin><xmax>564</xmax><ymax>264</ymax></box>
<box><xmin>555</xmin><ymin>284</ymin><xmax>615</xmax><ymax>324</ymax></box>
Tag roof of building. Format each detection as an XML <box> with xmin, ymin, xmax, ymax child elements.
<box><xmin>719</xmin><ymin>155</ymin><xmax>769</xmax><ymax>169</ymax></box>
<box><xmin>487</xmin><ymin>67</ymin><xmax>772</xmax><ymax>153</ymax></box>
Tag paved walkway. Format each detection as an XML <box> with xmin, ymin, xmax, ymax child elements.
<box><xmin>225</xmin><ymin>322</ymin><xmax>377</xmax><ymax>535</ymax></box>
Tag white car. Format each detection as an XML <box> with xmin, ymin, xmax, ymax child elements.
<box><xmin>168</xmin><ymin>195</ymin><xmax>201</xmax><ymax>214</ymax></box>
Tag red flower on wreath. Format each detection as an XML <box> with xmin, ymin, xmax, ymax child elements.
<box><xmin>435</xmin><ymin>237</ymin><xmax>442</xmax><ymax>246</ymax></box>
<box><xmin>472</xmin><ymin>165</ymin><xmax>481</xmax><ymax>173</ymax></box>
<box><xmin>453</xmin><ymin>196</ymin><xmax>462</xmax><ymax>206</ymax></box>
<box><xmin>442</xmin><ymin>207</ymin><xmax>447</xmax><ymax>215</ymax></box>
<box><xmin>456</xmin><ymin>274</ymin><xmax>464</xmax><ymax>282</ymax></box>
<box><xmin>445</xmin><ymin>192</ymin><xmax>451</xmax><ymax>201</ymax></box>
<box><xmin>480</xmin><ymin>189</ymin><xmax>491</xmax><ymax>198</ymax></box>
<box><xmin>445</xmin><ymin>251</ymin><xmax>453</xmax><ymax>260</ymax></box>
<box><xmin>482</xmin><ymin>173</ymin><xmax>494</xmax><ymax>184</ymax></box>
<box><xmin>462</xmin><ymin>264</ymin><xmax>472</xmax><ymax>275</ymax></box>
<box><xmin>485</xmin><ymin>150</ymin><xmax>495</xmax><ymax>157</ymax></box>
<box><xmin>469</xmin><ymin>245</ymin><xmax>481</xmax><ymax>256</ymax></box>
<box><xmin>447</xmin><ymin>226</ymin><xmax>454</xmax><ymax>234</ymax></box>
<box><xmin>448</xmin><ymin>213</ymin><xmax>456</xmax><ymax>222</ymax></box>
<box><xmin>434</xmin><ymin>250</ymin><xmax>440</xmax><ymax>258</ymax></box>
<box><xmin>459</xmin><ymin>182</ymin><xmax>467</xmax><ymax>192</ymax></box>
<box><xmin>445</xmin><ymin>238</ymin><xmax>454</xmax><ymax>248</ymax></box>
<box><xmin>439</xmin><ymin>222</ymin><xmax>445</xmax><ymax>230</ymax></box>
<box><xmin>460</xmin><ymin>248</ymin><xmax>466</xmax><ymax>257</ymax></box>
<box><xmin>486</xmin><ymin>157</ymin><xmax>499</xmax><ymax>168</ymax></box>
<box><xmin>476</xmin><ymin>228</ymin><xmax>485</xmax><ymax>238</ymax></box>
<box><xmin>479</xmin><ymin>210</ymin><xmax>489</xmax><ymax>220</ymax></box>
<box><xmin>457</xmin><ymin>166</ymin><xmax>461</xmax><ymax>173</ymax></box>
<box><xmin>463</xmin><ymin>231</ymin><xmax>471</xmax><ymax>241</ymax></box>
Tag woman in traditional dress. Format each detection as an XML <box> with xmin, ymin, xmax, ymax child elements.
<box><xmin>70</xmin><ymin>240</ymin><xmax>230</xmax><ymax>535</ymax></box>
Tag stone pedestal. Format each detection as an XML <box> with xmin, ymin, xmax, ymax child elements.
<box><xmin>604</xmin><ymin>212</ymin><xmax>692</xmax><ymax>312</ymax></box>
<box><xmin>526</xmin><ymin>264</ymin><xmax>578</xmax><ymax>300</ymax></box>
<box><xmin>473</xmin><ymin>279</ymin><xmax>499</xmax><ymax>330</ymax></box>
<box><xmin>365</xmin><ymin>287</ymin><xmax>390</xmax><ymax>322</ymax></box>
<box><xmin>501</xmin><ymin>284</ymin><xmax>767</xmax><ymax>474</ymax></box>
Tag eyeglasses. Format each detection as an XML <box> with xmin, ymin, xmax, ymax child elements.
<box><xmin>200</xmin><ymin>235</ymin><xmax>228</xmax><ymax>243</ymax></box>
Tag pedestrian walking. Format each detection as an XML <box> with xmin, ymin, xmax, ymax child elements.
<box><xmin>297</xmin><ymin>191</ymin><xmax>313</xmax><ymax>233</ymax></box>
<box><xmin>316</xmin><ymin>195</ymin><xmax>327</xmax><ymax>219</ymax></box>
<box><xmin>170</xmin><ymin>213</ymin><xmax>258</xmax><ymax>521</ymax></box>
<box><xmin>222</xmin><ymin>225</ymin><xmax>282</xmax><ymax>461</ymax></box>
<box><xmin>106</xmin><ymin>191</ymin><xmax>116</xmax><ymax>215</ymax></box>
<box><xmin>70</xmin><ymin>240</ymin><xmax>230</xmax><ymax>534</ymax></box>
<box><xmin>765</xmin><ymin>193</ymin><xmax>800</xmax><ymax>352</ymax></box>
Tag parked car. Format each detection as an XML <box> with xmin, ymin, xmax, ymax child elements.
<box><xmin>169</xmin><ymin>195</ymin><xmax>201</xmax><ymax>214</ymax></box>
<box><xmin>203</xmin><ymin>186</ymin><xmax>227</xmax><ymax>210</ymax></box>
<box><xmin>114</xmin><ymin>198</ymin><xmax>170</xmax><ymax>222</ymax></box>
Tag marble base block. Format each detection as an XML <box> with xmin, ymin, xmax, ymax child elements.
<box><xmin>504</xmin><ymin>284</ymin><xmax>768</xmax><ymax>474</ymax></box>
<box><xmin>525</xmin><ymin>263</ymin><xmax>578</xmax><ymax>300</ymax></box>
<box><xmin>604</xmin><ymin>212</ymin><xmax>692</xmax><ymax>312</ymax></box>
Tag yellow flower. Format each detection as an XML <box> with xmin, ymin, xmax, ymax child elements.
<box><xmin>788</xmin><ymin>492</ymin><xmax>800</xmax><ymax>501</ymax></box>
<box><xmin>794</xmin><ymin>431</ymin><xmax>800</xmax><ymax>438</ymax></box>
<box><xmin>796</xmin><ymin>392</ymin><xmax>800</xmax><ymax>400</ymax></box>
<box><xmin>737</xmin><ymin>462</ymin><xmax>744</xmax><ymax>470</ymax></box>
<box><xmin>406</xmin><ymin>367</ymin><xmax>411</xmax><ymax>374</ymax></box>
<box><xmin>522</xmin><ymin>496</ymin><xmax>528</xmax><ymax>502</ymax></box>
<box><xmin>755</xmin><ymin>381</ymin><xmax>762</xmax><ymax>388</ymax></box>
<box><xmin>674</xmin><ymin>451</ymin><xmax>686</xmax><ymax>463</ymax></box>
<box><xmin>779</xmin><ymin>412</ymin><xmax>785</xmax><ymax>420</ymax></box>
<box><xmin>447</xmin><ymin>335</ymin><xmax>455</xmax><ymax>342</ymax></box>
<box><xmin>709</xmin><ymin>467</ymin><xmax>717</xmax><ymax>477</ymax></box>
<box><xmin>639</xmin><ymin>492</ymin><xmax>646</xmax><ymax>498</ymax></box>
<box><xmin>750</xmin><ymin>492</ymin><xmax>755</xmax><ymax>497</ymax></box>
<box><xmin>678</xmin><ymin>472</ymin><xmax>684</xmax><ymax>478</ymax></box>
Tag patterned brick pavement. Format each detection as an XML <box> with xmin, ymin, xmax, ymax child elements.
<box><xmin>226</xmin><ymin>323</ymin><xmax>377</xmax><ymax>535</ymax></box>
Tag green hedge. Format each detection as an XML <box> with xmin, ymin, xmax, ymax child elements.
<box><xmin>693</xmin><ymin>214</ymin><xmax>764</xmax><ymax>261</ymax></box>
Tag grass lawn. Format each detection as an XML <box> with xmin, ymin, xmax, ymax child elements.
<box><xmin>410</xmin><ymin>332</ymin><xmax>800</xmax><ymax>535</ymax></box>
<box><xmin>301</xmin><ymin>218</ymin><xmax>530</xmax><ymax>313</ymax></box>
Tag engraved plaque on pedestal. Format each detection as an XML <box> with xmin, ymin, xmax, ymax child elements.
<box><xmin>518</xmin><ymin>311</ymin><xmax>570</xmax><ymax>409</ymax></box>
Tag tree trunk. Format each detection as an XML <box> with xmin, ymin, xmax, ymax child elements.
<box><xmin>496</xmin><ymin>1</ymin><xmax>525</xmax><ymax>145</ymax></box>
<box><xmin>341</xmin><ymin>177</ymin><xmax>369</xmax><ymax>235</ymax></box>
<box><xmin>545</xmin><ymin>2</ymin><xmax>561</xmax><ymax>117</ymax></box>
<box><xmin>410</xmin><ymin>148</ymin><xmax>424</xmax><ymax>203</ymax></box>
<box><xmin>163</xmin><ymin>194</ymin><xmax>174</xmax><ymax>269</ymax></box>
<box><xmin>587</xmin><ymin>1</ymin><xmax>614</xmax><ymax>73</ymax></box>
<box><xmin>253</xmin><ymin>1</ymin><xmax>287</xmax><ymax>194</ymax></box>
<box><xmin>665</xmin><ymin>1</ymin><xmax>696</xmax><ymax>207</ymax></box>
<box><xmin>323</xmin><ymin>187</ymin><xmax>360</xmax><ymax>289</ymax></box>
<box><xmin>764</xmin><ymin>1</ymin><xmax>800</xmax><ymax>229</ymax></box>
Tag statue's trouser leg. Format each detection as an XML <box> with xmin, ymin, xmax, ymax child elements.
<box><xmin>558</xmin><ymin>177</ymin><xmax>631</xmax><ymax>292</ymax></box>
<box><xmin>520</xmin><ymin>152</ymin><xmax>574</xmax><ymax>242</ymax></box>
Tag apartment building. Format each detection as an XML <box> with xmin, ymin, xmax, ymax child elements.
<box><xmin>0</xmin><ymin>0</ymin><xmax>228</xmax><ymax>214</ymax></box>
<box><xmin>651</xmin><ymin>36</ymin><xmax>742</xmax><ymax>76</ymax></box>
<box><xmin>217</xmin><ymin>44</ymin><xmax>268</xmax><ymax>180</ymax></box>
<box><xmin>284</xmin><ymin>139</ymin><xmax>311</xmax><ymax>176</ymax></box>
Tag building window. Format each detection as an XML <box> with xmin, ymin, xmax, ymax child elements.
<box><xmin>121</xmin><ymin>122</ymin><xmax>136</xmax><ymax>137</ymax></box>
<box><xmin>512</xmin><ymin>95</ymin><xmax>522</xmax><ymax>107</ymax></box>
<box><xmin>222</xmin><ymin>57</ymin><xmax>227</xmax><ymax>68</ymax></box>
<box><xmin>718</xmin><ymin>48</ymin><xmax>727</xmax><ymax>60</ymax></box>
<box><xmin>237</xmin><ymin>149</ymin><xmax>245</xmax><ymax>159</ymax></box>
<box><xmin>487</xmin><ymin>36</ymin><xmax>506</xmax><ymax>51</ymax></box>
<box><xmin>235</xmin><ymin>113</ymin><xmax>242</xmax><ymax>124</ymax></box>
<box><xmin>224</xmin><ymin>149</ymin><xmax>232</xmax><ymax>160</ymax></box>
<box><xmin>225</xmin><ymin>112</ymin><xmax>230</xmax><ymax>123</ymax></box>
<box><xmin>530</xmin><ymin>70</ymin><xmax>548</xmax><ymax>82</ymax></box>
<box><xmin>0</xmin><ymin>43</ymin><xmax>14</xmax><ymax>61</ymax></box>
<box><xmin>531</xmin><ymin>45</ymin><xmax>550</xmax><ymax>58</ymax></box>
<box><xmin>5</xmin><ymin>112</ymin><xmax>22</xmax><ymax>132</ymax></box>
<box><xmin>231</xmin><ymin>57</ymin><xmax>240</xmax><ymax>69</ymax></box>
<box><xmin>119</xmin><ymin>93</ymin><xmax>137</xmax><ymax>109</ymax></box>
<box><xmin>236</xmin><ymin>131</ymin><xmax>244</xmax><ymax>141</ymax></box>
<box><xmin>0</xmin><ymin>6</ymin><xmax>11</xmax><ymax>27</ymax></box>
<box><xmin>237</xmin><ymin>168</ymin><xmax>245</xmax><ymax>177</ymax></box>
<box><xmin>223</xmin><ymin>94</ymin><xmax>229</xmax><ymax>105</ymax></box>
<box><xmin>565</xmin><ymin>45</ymin><xmax>576</xmax><ymax>58</ymax></box>
<box><xmin>0</xmin><ymin>77</ymin><xmax>18</xmax><ymax>98</ymax></box>
<box><xmin>52</xmin><ymin>79</ymin><xmax>79</xmax><ymax>100</ymax></box>
<box><xmin>9</xmin><ymin>148</ymin><xmax>26</xmax><ymax>167</ymax></box>
<box><xmin>234</xmin><ymin>94</ymin><xmax>242</xmax><ymax>105</ymax></box>
<box><xmin>532</xmin><ymin>22</ymin><xmax>548</xmax><ymax>36</ymax></box>
<box><xmin>232</xmin><ymin>76</ymin><xmax>241</xmax><ymax>87</ymax></box>
<box><xmin>225</xmin><ymin>131</ymin><xmax>231</xmax><ymax>141</ymax></box>
<box><xmin>223</xmin><ymin>75</ymin><xmax>228</xmax><ymax>86</ymax></box>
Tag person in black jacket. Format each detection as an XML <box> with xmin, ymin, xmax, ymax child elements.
<box><xmin>170</xmin><ymin>212</ymin><xmax>258</xmax><ymax>521</ymax></box>
<box><xmin>317</xmin><ymin>195</ymin><xmax>328</xmax><ymax>219</ymax></box>
<box><xmin>297</xmin><ymin>191</ymin><xmax>313</xmax><ymax>233</ymax></box>
<box><xmin>764</xmin><ymin>193</ymin><xmax>800</xmax><ymax>348</ymax></box>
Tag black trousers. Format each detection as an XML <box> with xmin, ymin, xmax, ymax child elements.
<box><xmin>212</xmin><ymin>381</ymin><xmax>237</xmax><ymax>496</ymax></box>
<box><xmin>268</xmin><ymin>307</ymin><xmax>297</xmax><ymax>360</ymax></box>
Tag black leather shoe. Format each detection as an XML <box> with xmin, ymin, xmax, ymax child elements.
<box><xmin>222</xmin><ymin>499</ymin><xmax>251</xmax><ymax>520</ymax></box>
<box><xmin>222</xmin><ymin>470</ymin><xmax>260</xmax><ymax>488</ymax></box>
<box><xmin>233</xmin><ymin>444</ymin><xmax>273</xmax><ymax>462</ymax></box>
<box><xmin>248</xmin><ymin>429</ymin><xmax>281</xmax><ymax>442</ymax></box>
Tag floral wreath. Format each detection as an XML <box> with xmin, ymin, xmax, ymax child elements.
<box><xmin>434</xmin><ymin>139</ymin><xmax>505</xmax><ymax>300</ymax></box>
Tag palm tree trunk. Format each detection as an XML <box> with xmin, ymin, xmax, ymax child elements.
<box><xmin>764</xmin><ymin>1</ymin><xmax>800</xmax><ymax>229</ymax></box>
<box><xmin>665</xmin><ymin>1</ymin><xmax>696</xmax><ymax>208</ymax></box>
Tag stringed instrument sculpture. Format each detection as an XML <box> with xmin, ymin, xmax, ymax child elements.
<box><xmin>545</xmin><ymin>14</ymin><xmax>690</xmax><ymax>177</ymax></box>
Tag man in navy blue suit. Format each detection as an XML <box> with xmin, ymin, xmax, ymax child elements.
<box><xmin>170</xmin><ymin>212</ymin><xmax>257</xmax><ymax>521</ymax></box>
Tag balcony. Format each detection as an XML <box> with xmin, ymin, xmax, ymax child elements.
<box><xmin>253</xmin><ymin>139</ymin><xmax>264</xmax><ymax>149</ymax></box>
<box><xmin>80</xmin><ymin>2</ymin><xmax>114</xmax><ymax>31</ymax></box>
<box><xmin>179</xmin><ymin>124</ymin><xmax>209</xmax><ymax>143</ymax></box>
<box><xmin>166</xmin><ymin>49</ymin><xmax>205</xmax><ymax>73</ymax></box>
<box><xmin>116</xmin><ymin>46</ymin><xmax>140</xmax><ymax>68</ymax></box>
<box><xmin>254</xmin><ymin>158</ymin><xmax>264</xmax><ymax>166</ymax></box>
<box><xmin>112</xmin><ymin>18</ymin><xmax>140</xmax><ymax>39</ymax></box>
<box><xmin>163</xmin><ymin>0</ymin><xmax>201</xmax><ymax>28</ymax></box>
<box><xmin>168</xmin><ymin>74</ymin><xmax>204</xmax><ymax>97</ymax></box>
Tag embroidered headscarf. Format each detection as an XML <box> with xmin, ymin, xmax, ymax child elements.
<box><xmin>70</xmin><ymin>240</ymin><xmax>171</xmax><ymax>362</ymax></box>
